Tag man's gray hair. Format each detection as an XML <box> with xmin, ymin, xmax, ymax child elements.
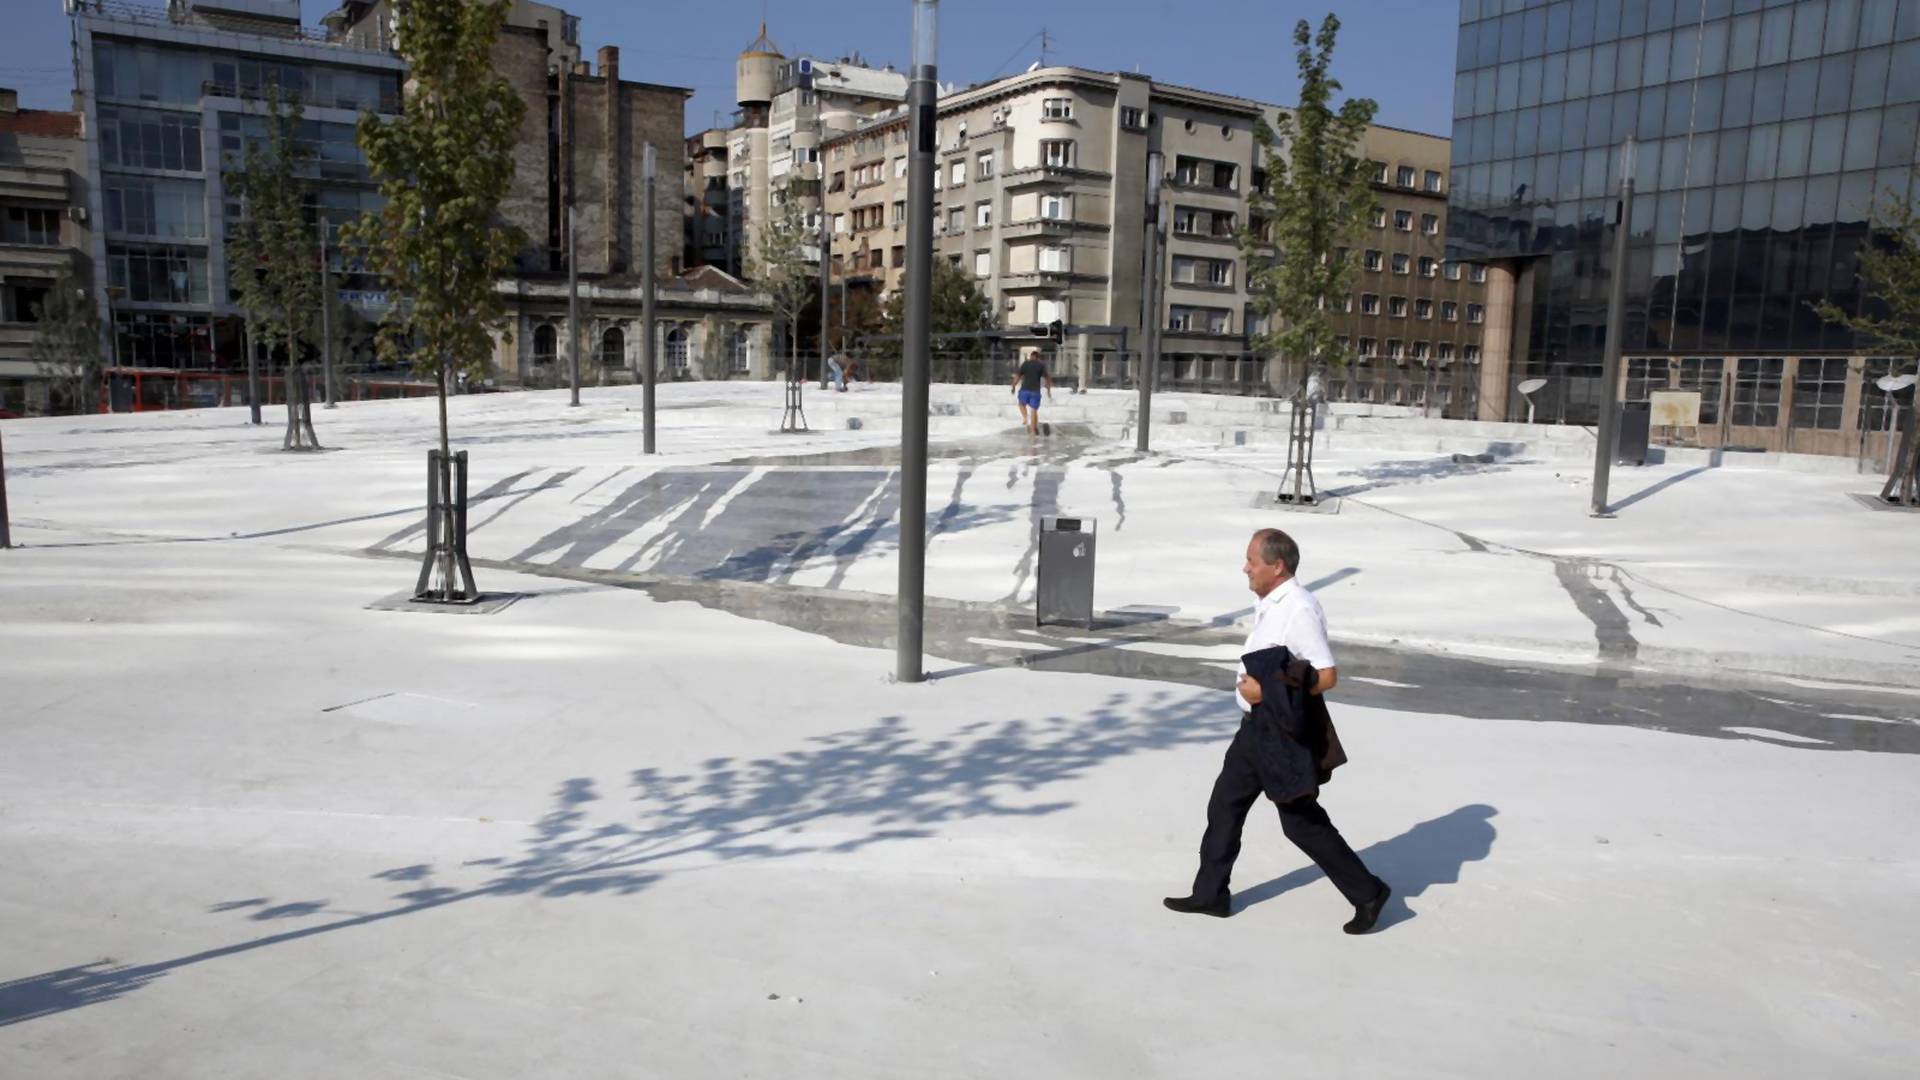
<box><xmin>1251</xmin><ymin>528</ymin><xmax>1300</xmax><ymax>575</ymax></box>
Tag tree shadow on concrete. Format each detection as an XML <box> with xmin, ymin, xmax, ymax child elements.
<box><xmin>0</xmin><ymin>688</ymin><xmax>1231</xmax><ymax>1028</ymax></box>
<box><xmin>1232</xmin><ymin>803</ymin><xmax>1499</xmax><ymax>930</ymax></box>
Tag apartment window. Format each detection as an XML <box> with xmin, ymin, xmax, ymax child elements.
<box><xmin>1364</xmin><ymin>250</ymin><xmax>1383</xmax><ymax>272</ymax></box>
<box><xmin>1042</xmin><ymin>97</ymin><xmax>1073</xmax><ymax>121</ymax></box>
<box><xmin>1463</xmin><ymin>345</ymin><xmax>1481</xmax><ymax>363</ymax></box>
<box><xmin>1394</xmin><ymin>210</ymin><xmax>1413</xmax><ymax>231</ymax></box>
<box><xmin>948</xmin><ymin>206</ymin><xmax>964</xmax><ymax>233</ymax></box>
<box><xmin>1341</xmin><ymin>294</ymin><xmax>1354</xmax><ymax>313</ymax></box>
<box><xmin>1370</xmin><ymin>161</ymin><xmax>1388</xmax><ymax>183</ymax></box>
<box><xmin>1212</xmin><ymin>163</ymin><xmax>1238</xmax><ymax>192</ymax></box>
<box><xmin>976</xmin><ymin>151</ymin><xmax>995</xmax><ymax>179</ymax></box>
<box><xmin>1396</xmin><ymin>166</ymin><xmax>1416</xmax><ymax>187</ymax></box>
<box><xmin>950</xmin><ymin>159</ymin><xmax>966</xmax><ymax>186</ymax></box>
<box><xmin>1388</xmin><ymin>296</ymin><xmax>1408</xmax><ymax>318</ymax></box>
<box><xmin>1442</xmin><ymin>300</ymin><xmax>1459</xmax><ymax>321</ymax></box>
<box><xmin>1678</xmin><ymin>358</ymin><xmax>1725</xmax><ymax>425</ymax></box>
<box><xmin>1466</xmin><ymin>303</ymin><xmax>1484</xmax><ymax>324</ymax></box>
<box><xmin>98</xmin><ymin>106</ymin><xmax>202</xmax><ymax>172</ymax></box>
<box><xmin>1411</xmin><ymin>341</ymin><xmax>1430</xmax><ymax>361</ymax></box>
<box><xmin>729</xmin><ymin>329</ymin><xmax>752</xmax><ymax>374</ymax></box>
<box><xmin>948</xmin><ymin>253</ymin><xmax>962</xmax><ymax>267</ymax></box>
<box><xmin>108</xmin><ymin>243</ymin><xmax>209</xmax><ymax>304</ymax></box>
<box><xmin>1174</xmin><ymin>157</ymin><xmax>1201</xmax><ymax>185</ymax></box>
<box><xmin>1168</xmin><ymin>305</ymin><xmax>1230</xmax><ymax>333</ymax></box>
<box><xmin>1392</xmin><ymin>253</ymin><xmax>1411</xmax><ymax>275</ymax></box>
<box><xmin>1360</xmin><ymin>293</ymin><xmax>1380</xmax><ymax>315</ymax></box>
<box><xmin>1421</xmin><ymin>214</ymin><xmax>1439</xmax><ymax>236</ymax></box>
<box><xmin>1121</xmin><ymin>106</ymin><xmax>1145</xmax><ymax>130</ymax></box>
<box><xmin>892</xmin><ymin>200</ymin><xmax>906</xmax><ymax>226</ymax></box>
<box><xmin>1415</xmin><ymin>299</ymin><xmax>1434</xmax><ymax>321</ymax></box>
<box><xmin>1171</xmin><ymin>255</ymin><xmax>1232</xmax><ymax>286</ymax></box>
<box><xmin>974</xmin><ymin>250</ymin><xmax>990</xmax><ymax>278</ymax></box>
<box><xmin>1418</xmin><ymin>256</ymin><xmax>1438</xmax><ymax>278</ymax></box>
<box><xmin>665</xmin><ymin>326</ymin><xmax>689</xmax><ymax>372</ymax></box>
<box><xmin>1444</xmin><ymin>262</ymin><xmax>1464</xmax><ymax>281</ymax></box>
<box><xmin>1173</xmin><ymin>207</ymin><xmax>1199</xmax><ymax>234</ymax></box>
<box><xmin>1371</xmin><ymin>208</ymin><xmax>1387</xmax><ymax>228</ymax></box>
<box><xmin>1357</xmin><ymin>337</ymin><xmax>1376</xmax><ymax>358</ymax></box>
<box><xmin>533</xmin><ymin>323</ymin><xmax>557</xmax><ymax>365</ymax></box>
<box><xmin>1041</xmin><ymin>193</ymin><xmax>1072</xmax><ymax>220</ymax></box>
<box><xmin>851</xmin><ymin>251</ymin><xmax>866</xmax><ymax>271</ymax></box>
<box><xmin>1038</xmin><ymin>246</ymin><xmax>1070</xmax><ymax>272</ymax></box>
<box><xmin>1437</xmin><ymin>342</ymin><xmax>1455</xmax><ymax>362</ymax></box>
<box><xmin>1387</xmin><ymin>339</ymin><xmax>1404</xmax><ymax>359</ymax></box>
<box><xmin>830</xmin><ymin>171</ymin><xmax>846</xmax><ymax>193</ymax></box>
<box><xmin>1207</xmin><ymin>210</ymin><xmax>1235</xmax><ymax>238</ymax></box>
<box><xmin>1468</xmin><ymin>264</ymin><xmax>1487</xmax><ymax>283</ymax></box>
<box><xmin>976</xmin><ymin>201</ymin><xmax>991</xmax><ymax>228</ymax></box>
<box><xmin>1043</xmin><ymin>140</ymin><xmax>1075</xmax><ymax>168</ymax></box>
<box><xmin>1424</xmin><ymin>170</ymin><xmax>1443</xmax><ymax>193</ymax></box>
<box><xmin>1733</xmin><ymin>358</ymin><xmax>1787</xmax><ymax>428</ymax></box>
<box><xmin>894</xmin><ymin>156</ymin><xmax>907</xmax><ymax>178</ymax></box>
<box><xmin>891</xmin><ymin>245</ymin><xmax>905</xmax><ymax>268</ymax></box>
<box><xmin>5</xmin><ymin>207</ymin><xmax>61</xmax><ymax>246</ymax></box>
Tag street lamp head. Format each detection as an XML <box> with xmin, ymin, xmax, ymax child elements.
<box><xmin>1145</xmin><ymin>150</ymin><xmax>1165</xmax><ymax>206</ymax></box>
<box><xmin>1518</xmin><ymin>378</ymin><xmax>1548</xmax><ymax>395</ymax></box>
<box><xmin>911</xmin><ymin>0</ymin><xmax>938</xmax><ymax>74</ymax></box>
<box><xmin>1877</xmin><ymin>373</ymin><xmax>1917</xmax><ymax>393</ymax></box>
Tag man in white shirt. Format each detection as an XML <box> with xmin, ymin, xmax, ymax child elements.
<box><xmin>1164</xmin><ymin>528</ymin><xmax>1391</xmax><ymax>933</ymax></box>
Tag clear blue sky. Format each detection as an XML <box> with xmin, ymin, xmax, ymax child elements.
<box><xmin>1</xmin><ymin>1</ymin><xmax>1460</xmax><ymax>137</ymax></box>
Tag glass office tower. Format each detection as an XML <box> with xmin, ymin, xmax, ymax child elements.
<box><xmin>68</xmin><ymin>0</ymin><xmax>403</xmax><ymax>407</ymax></box>
<box><xmin>1448</xmin><ymin>0</ymin><xmax>1920</xmax><ymax>456</ymax></box>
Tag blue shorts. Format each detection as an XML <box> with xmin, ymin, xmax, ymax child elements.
<box><xmin>1017</xmin><ymin>389</ymin><xmax>1042</xmax><ymax>409</ymax></box>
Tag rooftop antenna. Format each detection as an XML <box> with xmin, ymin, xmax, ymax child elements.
<box><xmin>1039</xmin><ymin>28</ymin><xmax>1052</xmax><ymax>67</ymax></box>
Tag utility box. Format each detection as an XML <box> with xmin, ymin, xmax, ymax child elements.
<box><xmin>1036</xmin><ymin>516</ymin><xmax>1096</xmax><ymax>629</ymax></box>
<box><xmin>1617</xmin><ymin>402</ymin><xmax>1651</xmax><ymax>466</ymax></box>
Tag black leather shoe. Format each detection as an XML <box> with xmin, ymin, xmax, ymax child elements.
<box><xmin>1344</xmin><ymin>880</ymin><xmax>1390</xmax><ymax>935</ymax></box>
<box><xmin>1163</xmin><ymin>893</ymin><xmax>1232</xmax><ymax>918</ymax></box>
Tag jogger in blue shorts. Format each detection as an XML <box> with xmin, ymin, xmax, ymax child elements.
<box><xmin>1011</xmin><ymin>347</ymin><xmax>1053</xmax><ymax>436</ymax></box>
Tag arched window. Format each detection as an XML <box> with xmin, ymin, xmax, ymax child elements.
<box><xmin>729</xmin><ymin>328</ymin><xmax>752</xmax><ymax>374</ymax></box>
<box><xmin>532</xmin><ymin>323</ymin><xmax>557</xmax><ymax>365</ymax></box>
<box><xmin>600</xmin><ymin>326</ymin><xmax>624</xmax><ymax>367</ymax></box>
<box><xmin>665</xmin><ymin>325</ymin><xmax>689</xmax><ymax>372</ymax></box>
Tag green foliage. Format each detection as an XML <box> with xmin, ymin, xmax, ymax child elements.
<box><xmin>748</xmin><ymin>189</ymin><xmax>818</xmax><ymax>378</ymax></box>
<box><xmin>1240</xmin><ymin>15</ymin><xmax>1379</xmax><ymax>383</ymax></box>
<box><xmin>878</xmin><ymin>257</ymin><xmax>997</xmax><ymax>362</ymax></box>
<box><xmin>345</xmin><ymin>0</ymin><xmax>525</xmax><ymax>452</ymax></box>
<box><xmin>1814</xmin><ymin>189</ymin><xmax>1920</xmax><ymax>359</ymax></box>
<box><xmin>227</xmin><ymin>80</ymin><xmax>321</xmax><ymax>378</ymax></box>
<box><xmin>29</xmin><ymin>268</ymin><xmax>102</xmax><ymax>414</ymax></box>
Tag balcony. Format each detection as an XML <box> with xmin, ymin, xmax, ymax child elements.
<box><xmin>1001</xmin><ymin>165</ymin><xmax>1111</xmax><ymax>191</ymax></box>
<box><xmin>1000</xmin><ymin>217</ymin><xmax>1108</xmax><ymax>238</ymax></box>
<box><xmin>202</xmin><ymin>81</ymin><xmax>401</xmax><ymax>116</ymax></box>
<box><xmin>999</xmin><ymin>269</ymin><xmax>1106</xmax><ymax>290</ymax></box>
<box><xmin>84</xmin><ymin>1</ymin><xmax>397</xmax><ymax>55</ymax></box>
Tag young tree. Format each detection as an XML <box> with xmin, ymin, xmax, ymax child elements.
<box><xmin>346</xmin><ymin>0</ymin><xmax>526</xmax><ymax>598</ymax></box>
<box><xmin>878</xmin><ymin>258</ymin><xmax>997</xmax><ymax>379</ymax></box>
<box><xmin>1814</xmin><ymin>191</ymin><xmax>1920</xmax><ymax>503</ymax></box>
<box><xmin>30</xmin><ymin>269</ymin><xmax>103</xmax><ymax>415</ymax></box>
<box><xmin>227</xmin><ymin>79</ymin><xmax>323</xmax><ymax>449</ymax></box>
<box><xmin>749</xmin><ymin>189</ymin><xmax>817</xmax><ymax>383</ymax></box>
<box><xmin>1240</xmin><ymin>14</ymin><xmax>1379</xmax><ymax>395</ymax></box>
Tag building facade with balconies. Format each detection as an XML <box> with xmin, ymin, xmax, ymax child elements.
<box><xmin>820</xmin><ymin>65</ymin><xmax>1485</xmax><ymax>406</ymax></box>
<box><xmin>0</xmin><ymin>89</ymin><xmax>90</xmax><ymax>415</ymax></box>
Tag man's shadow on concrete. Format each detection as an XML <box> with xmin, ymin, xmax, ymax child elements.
<box><xmin>1233</xmin><ymin>803</ymin><xmax>1498</xmax><ymax>930</ymax></box>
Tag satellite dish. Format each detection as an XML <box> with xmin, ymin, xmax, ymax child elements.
<box><xmin>1876</xmin><ymin>373</ymin><xmax>1917</xmax><ymax>393</ymax></box>
<box><xmin>1517</xmin><ymin>378</ymin><xmax>1548</xmax><ymax>394</ymax></box>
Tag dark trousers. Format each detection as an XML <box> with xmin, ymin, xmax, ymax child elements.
<box><xmin>1191</xmin><ymin>719</ymin><xmax>1380</xmax><ymax>907</ymax></box>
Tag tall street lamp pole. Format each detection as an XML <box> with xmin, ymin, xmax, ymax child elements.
<box><xmin>897</xmin><ymin>0</ymin><xmax>938</xmax><ymax>684</ymax></box>
<box><xmin>1137</xmin><ymin>149</ymin><xmax>1164</xmax><ymax>453</ymax></box>
<box><xmin>568</xmin><ymin>205</ymin><xmax>582</xmax><ymax>407</ymax></box>
<box><xmin>643</xmin><ymin>143</ymin><xmax>658</xmax><ymax>454</ymax></box>
<box><xmin>1592</xmin><ymin>137</ymin><xmax>1635</xmax><ymax>518</ymax></box>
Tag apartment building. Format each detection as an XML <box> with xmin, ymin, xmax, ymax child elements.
<box><xmin>819</xmin><ymin>65</ymin><xmax>1485</xmax><ymax>406</ymax></box>
<box><xmin>0</xmin><ymin>89</ymin><xmax>90</xmax><ymax>416</ymax></box>
<box><xmin>66</xmin><ymin>0</ymin><xmax>405</xmax><ymax>397</ymax></box>
<box><xmin>721</xmin><ymin>26</ymin><xmax>909</xmax><ymax>277</ymax></box>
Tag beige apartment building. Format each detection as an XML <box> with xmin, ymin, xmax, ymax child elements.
<box><xmin>0</xmin><ymin>89</ymin><xmax>89</xmax><ymax>416</ymax></box>
<box><xmin>820</xmin><ymin>66</ymin><xmax>1487</xmax><ymax>410</ymax></box>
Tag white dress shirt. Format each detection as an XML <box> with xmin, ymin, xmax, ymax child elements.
<box><xmin>1235</xmin><ymin>577</ymin><xmax>1336</xmax><ymax>713</ymax></box>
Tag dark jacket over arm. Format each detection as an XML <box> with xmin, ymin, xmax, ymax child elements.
<box><xmin>1241</xmin><ymin>645</ymin><xmax>1349</xmax><ymax>804</ymax></box>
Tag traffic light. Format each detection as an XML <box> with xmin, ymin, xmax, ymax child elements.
<box><xmin>1027</xmin><ymin>320</ymin><xmax>1066</xmax><ymax>343</ymax></box>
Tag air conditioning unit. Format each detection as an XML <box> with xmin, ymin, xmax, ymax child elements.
<box><xmin>67</xmin><ymin>206</ymin><xmax>87</xmax><ymax>223</ymax></box>
<box><xmin>1005</xmin><ymin>298</ymin><xmax>1017</xmax><ymax>311</ymax></box>
<box><xmin>991</xmin><ymin>109</ymin><xmax>1006</xmax><ymax>127</ymax></box>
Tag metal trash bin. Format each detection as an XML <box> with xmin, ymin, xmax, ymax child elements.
<box><xmin>1036</xmin><ymin>516</ymin><xmax>1096</xmax><ymax>629</ymax></box>
<box><xmin>1616</xmin><ymin>402</ymin><xmax>1651</xmax><ymax>466</ymax></box>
